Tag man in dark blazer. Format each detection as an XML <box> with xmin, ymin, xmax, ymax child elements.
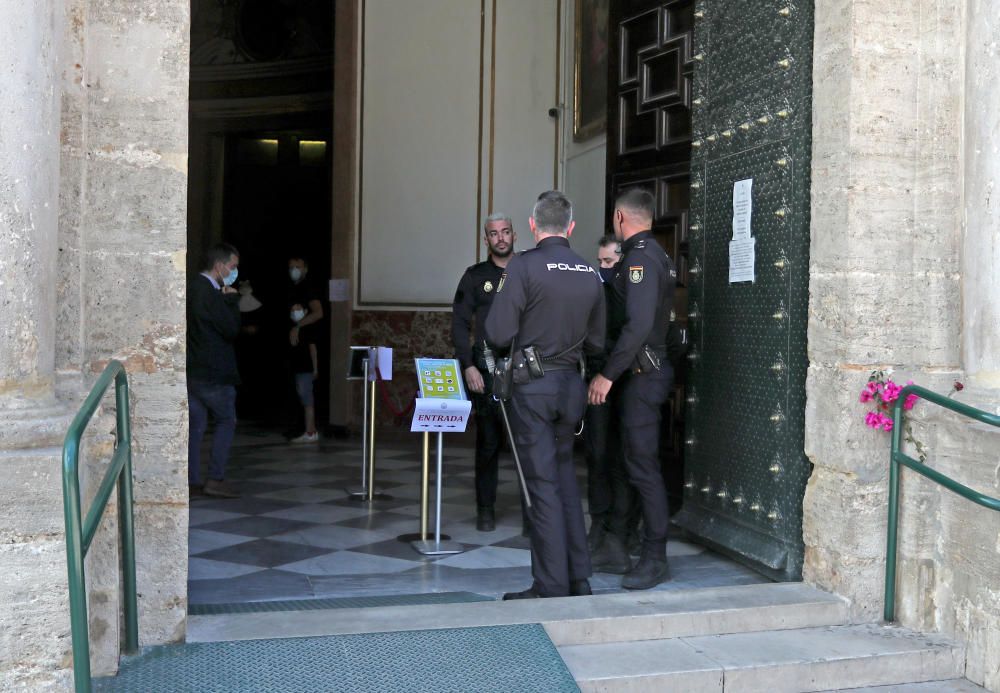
<box><xmin>188</xmin><ymin>243</ymin><xmax>242</xmax><ymax>498</ymax></box>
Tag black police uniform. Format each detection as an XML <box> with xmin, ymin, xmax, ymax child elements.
<box><xmin>602</xmin><ymin>230</ymin><xmax>676</xmax><ymax>560</ymax></box>
<box><xmin>451</xmin><ymin>258</ymin><xmax>506</xmax><ymax>512</ymax></box>
<box><xmin>583</xmin><ymin>276</ymin><xmax>639</xmax><ymax>567</ymax></box>
<box><xmin>485</xmin><ymin>236</ymin><xmax>605</xmax><ymax>597</ymax></box>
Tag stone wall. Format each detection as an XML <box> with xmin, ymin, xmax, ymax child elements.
<box><xmin>0</xmin><ymin>0</ymin><xmax>190</xmax><ymax>688</ymax></box>
<box><xmin>806</xmin><ymin>2</ymin><xmax>1000</xmax><ymax>690</ymax></box>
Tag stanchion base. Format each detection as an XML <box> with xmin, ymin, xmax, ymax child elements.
<box><xmin>411</xmin><ymin>539</ymin><xmax>464</xmax><ymax>556</ymax></box>
<box><xmin>345</xmin><ymin>487</ymin><xmax>395</xmax><ymax>501</ymax></box>
<box><xmin>397</xmin><ymin>532</ymin><xmax>451</xmax><ymax>543</ymax></box>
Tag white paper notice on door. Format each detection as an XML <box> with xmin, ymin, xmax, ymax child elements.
<box><xmin>732</xmin><ymin>178</ymin><xmax>753</xmax><ymax>240</ymax></box>
<box><xmin>729</xmin><ymin>237</ymin><xmax>756</xmax><ymax>283</ymax></box>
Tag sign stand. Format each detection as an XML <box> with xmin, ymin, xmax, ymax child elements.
<box><xmin>346</xmin><ymin>348</ymin><xmax>393</xmax><ymax>501</ymax></box>
<box><xmin>408</xmin><ymin>358</ymin><xmax>472</xmax><ymax>557</ymax></box>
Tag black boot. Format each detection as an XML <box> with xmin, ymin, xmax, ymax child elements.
<box><xmin>590</xmin><ymin>533</ymin><xmax>632</xmax><ymax>575</ymax></box>
<box><xmin>621</xmin><ymin>549</ymin><xmax>670</xmax><ymax>590</ymax></box>
<box><xmin>569</xmin><ymin>579</ymin><xmax>592</xmax><ymax>596</ymax></box>
<box><xmin>477</xmin><ymin>505</ymin><xmax>495</xmax><ymax>532</ymax></box>
<box><xmin>587</xmin><ymin>518</ymin><xmax>606</xmax><ymax>552</ymax></box>
<box><xmin>502</xmin><ymin>586</ymin><xmax>541</xmax><ymax>600</ymax></box>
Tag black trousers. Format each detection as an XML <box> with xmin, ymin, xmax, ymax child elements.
<box><xmin>510</xmin><ymin>370</ymin><xmax>590</xmax><ymax>597</ymax></box>
<box><xmin>583</xmin><ymin>401</ymin><xmax>637</xmax><ymax>538</ymax></box>
<box><xmin>471</xmin><ymin>388</ymin><xmax>504</xmax><ymax>507</ymax></box>
<box><xmin>615</xmin><ymin>365</ymin><xmax>673</xmax><ymax>552</ymax></box>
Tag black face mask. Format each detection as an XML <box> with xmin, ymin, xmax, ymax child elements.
<box><xmin>599</xmin><ymin>267</ymin><xmax>617</xmax><ymax>283</ymax></box>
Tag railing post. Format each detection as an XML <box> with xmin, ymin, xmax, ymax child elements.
<box><xmin>62</xmin><ymin>440</ymin><xmax>92</xmax><ymax>693</ymax></box>
<box><xmin>884</xmin><ymin>396</ymin><xmax>905</xmax><ymax>623</ymax></box>
<box><xmin>116</xmin><ymin>371</ymin><xmax>139</xmax><ymax>654</ymax></box>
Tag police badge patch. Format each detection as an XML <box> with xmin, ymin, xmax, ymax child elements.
<box><xmin>497</xmin><ymin>273</ymin><xmax>506</xmax><ymax>292</ymax></box>
<box><xmin>483</xmin><ymin>280</ymin><xmax>494</xmax><ymax>293</ymax></box>
<box><xmin>629</xmin><ymin>265</ymin><xmax>644</xmax><ymax>283</ymax></box>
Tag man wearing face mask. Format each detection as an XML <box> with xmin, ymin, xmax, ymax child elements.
<box><xmin>287</xmin><ymin>255</ymin><xmax>325</xmax><ymax>442</ymax></box>
<box><xmin>188</xmin><ymin>243</ymin><xmax>242</xmax><ymax>498</ymax></box>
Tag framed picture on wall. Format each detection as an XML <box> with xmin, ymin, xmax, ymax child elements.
<box><xmin>573</xmin><ymin>0</ymin><xmax>610</xmax><ymax>141</ymax></box>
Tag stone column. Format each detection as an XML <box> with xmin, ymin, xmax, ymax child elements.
<box><xmin>963</xmin><ymin>0</ymin><xmax>1000</xmax><ymax>387</ymax></box>
<box><xmin>0</xmin><ymin>0</ymin><xmax>65</xmax><ymax>449</ymax></box>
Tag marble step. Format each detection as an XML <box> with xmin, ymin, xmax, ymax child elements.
<box><xmin>559</xmin><ymin>623</ymin><xmax>965</xmax><ymax>693</ymax></box>
<box><xmin>187</xmin><ymin>582</ymin><xmax>848</xmax><ymax>645</ymax></box>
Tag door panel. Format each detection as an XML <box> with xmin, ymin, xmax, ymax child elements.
<box><xmin>673</xmin><ymin>0</ymin><xmax>814</xmax><ymax>580</ymax></box>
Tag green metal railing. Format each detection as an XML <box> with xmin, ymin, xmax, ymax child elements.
<box><xmin>884</xmin><ymin>384</ymin><xmax>1000</xmax><ymax>622</ymax></box>
<box><xmin>62</xmin><ymin>360</ymin><xmax>138</xmax><ymax>693</ymax></box>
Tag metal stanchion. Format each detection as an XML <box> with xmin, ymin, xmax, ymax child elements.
<box><xmin>347</xmin><ymin>356</ymin><xmax>392</xmax><ymax>501</ymax></box>
<box><xmin>420</xmin><ymin>431</ymin><xmax>429</xmax><ymax>539</ymax></box>
<box><xmin>411</xmin><ymin>432</ymin><xmax>463</xmax><ymax>555</ymax></box>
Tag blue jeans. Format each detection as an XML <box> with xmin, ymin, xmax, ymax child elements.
<box><xmin>188</xmin><ymin>379</ymin><xmax>237</xmax><ymax>484</ymax></box>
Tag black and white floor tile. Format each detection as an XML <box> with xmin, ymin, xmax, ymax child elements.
<box><xmin>188</xmin><ymin>429</ymin><xmax>767</xmax><ymax>605</ymax></box>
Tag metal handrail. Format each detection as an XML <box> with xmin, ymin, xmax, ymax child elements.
<box><xmin>62</xmin><ymin>360</ymin><xmax>138</xmax><ymax>693</ymax></box>
<box><xmin>884</xmin><ymin>384</ymin><xmax>1000</xmax><ymax>622</ymax></box>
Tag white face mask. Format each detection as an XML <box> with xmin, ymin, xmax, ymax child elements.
<box><xmin>290</xmin><ymin>309</ymin><xmax>306</xmax><ymax>323</ymax></box>
<box><xmin>289</xmin><ymin>267</ymin><xmax>303</xmax><ymax>282</ymax></box>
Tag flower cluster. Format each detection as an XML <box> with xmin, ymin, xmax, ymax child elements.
<box><xmin>859</xmin><ymin>370</ymin><xmax>927</xmax><ymax>463</ymax></box>
<box><xmin>858</xmin><ymin>372</ymin><xmax>918</xmax><ymax>432</ymax></box>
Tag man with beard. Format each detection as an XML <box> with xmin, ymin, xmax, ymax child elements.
<box><xmin>451</xmin><ymin>213</ymin><xmax>517</xmax><ymax>532</ymax></box>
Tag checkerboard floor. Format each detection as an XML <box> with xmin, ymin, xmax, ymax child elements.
<box><xmin>188</xmin><ymin>428</ymin><xmax>767</xmax><ymax>605</ymax></box>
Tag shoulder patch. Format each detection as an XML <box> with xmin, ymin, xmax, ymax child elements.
<box><xmin>629</xmin><ymin>265</ymin><xmax>644</xmax><ymax>283</ymax></box>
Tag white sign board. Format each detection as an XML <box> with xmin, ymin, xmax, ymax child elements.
<box><xmin>410</xmin><ymin>398</ymin><xmax>472</xmax><ymax>432</ymax></box>
<box><xmin>729</xmin><ymin>237</ymin><xmax>756</xmax><ymax>283</ymax></box>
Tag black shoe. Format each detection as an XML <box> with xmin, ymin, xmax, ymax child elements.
<box><xmin>569</xmin><ymin>579</ymin><xmax>592</xmax><ymax>596</ymax></box>
<box><xmin>587</xmin><ymin>520</ymin><xmax>606</xmax><ymax>552</ymax></box>
<box><xmin>591</xmin><ymin>533</ymin><xmax>632</xmax><ymax>575</ymax></box>
<box><xmin>502</xmin><ymin>587</ymin><xmax>541</xmax><ymax>600</ymax></box>
<box><xmin>621</xmin><ymin>554</ymin><xmax>670</xmax><ymax>590</ymax></box>
<box><xmin>477</xmin><ymin>506</ymin><xmax>495</xmax><ymax>532</ymax></box>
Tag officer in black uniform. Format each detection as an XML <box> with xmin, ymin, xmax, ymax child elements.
<box><xmin>588</xmin><ymin>187</ymin><xmax>676</xmax><ymax>590</ymax></box>
<box><xmin>451</xmin><ymin>213</ymin><xmax>516</xmax><ymax>532</ymax></box>
<box><xmin>485</xmin><ymin>190</ymin><xmax>605</xmax><ymax>599</ymax></box>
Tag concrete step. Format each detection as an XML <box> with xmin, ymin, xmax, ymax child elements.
<box><xmin>559</xmin><ymin>623</ymin><xmax>966</xmax><ymax>693</ymax></box>
<box><xmin>820</xmin><ymin>680</ymin><xmax>986</xmax><ymax>692</ymax></box>
<box><xmin>187</xmin><ymin>582</ymin><xmax>848</xmax><ymax>645</ymax></box>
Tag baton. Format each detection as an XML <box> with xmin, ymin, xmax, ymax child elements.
<box><xmin>482</xmin><ymin>343</ymin><xmax>532</xmax><ymax>509</ymax></box>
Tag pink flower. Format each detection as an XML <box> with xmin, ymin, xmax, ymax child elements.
<box><xmin>881</xmin><ymin>381</ymin><xmax>902</xmax><ymax>403</ymax></box>
<box><xmin>881</xmin><ymin>415</ymin><xmax>894</xmax><ymax>432</ymax></box>
<box><xmin>865</xmin><ymin>411</ymin><xmax>881</xmax><ymax>429</ymax></box>
<box><xmin>865</xmin><ymin>381</ymin><xmax>881</xmax><ymax>394</ymax></box>
<box><xmin>954</xmin><ymin>381</ymin><xmax>964</xmax><ymax>392</ymax></box>
<box><xmin>859</xmin><ymin>389</ymin><xmax>874</xmax><ymax>403</ymax></box>
<box><xmin>903</xmin><ymin>394</ymin><xmax>918</xmax><ymax>411</ymax></box>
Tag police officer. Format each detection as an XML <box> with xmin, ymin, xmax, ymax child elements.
<box><xmin>451</xmin><ymin>213</ymin><xmax>516</xmax><ymax>532</ymax></box>
<box><xmin>485</xmin><ymin>191</ymin><xmax>605</xmax><ymax>599</ymax></box>
<box><xmin>585</xmin><ymin>236</ymin><xmax>638</xmax><ymax>575</ymax></box>
<box><xmin>588</xmin><ymin>187</ymin><xmax>676</xmax><ymax>590</ymax></box>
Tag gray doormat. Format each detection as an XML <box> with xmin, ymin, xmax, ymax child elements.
<box><xmin>188</xmin><ymin>591</ymin><xmax>492</xmax><ymax>616</ymax></box>
<box><xmin>94</xmin><ymin>624</ymin><xmax>579</xmax><ymax>692</ymax></box>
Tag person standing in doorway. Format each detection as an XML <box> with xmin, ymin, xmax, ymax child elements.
<box><xmin>287</xmin><ymin>255</ymin><xmax>324</xmax><ymax>443</ymax></box>
<box><xmin>588</xmin><ymin>187</ymin><xmax>677</xmax><ymax>590</ymax></box>
<box><xmin>188</xmin><ymin>242</ymin><xmax>243</xmax><ymax>498</ymax></box>
<box><xmin>585</xmin><ymin>235</ymin><xmax>638</xmax><ymax>575</ymax></box>
<box><xmin>451</xmin><ymin>213</ymin><xmax>516</xmax><ymax>532</ymax></box>
<box><xmin>485</xmin><ymin>191</ymin><xmax>605</xmax><ymax>599</ymax></box>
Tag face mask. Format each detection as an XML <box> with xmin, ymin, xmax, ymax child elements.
<box><xmin>290</xmin><ymin>309</ymin><xmax>306</xmax><ymax>323</ymax></box>
<box><xmin>223</xmin><ymin>267</ymin><xmax>238</xmax><ymax>286</ymax></box>
<box><xmin>599</xmin><ymin>267</ymin><xmax>616</xmax><ymax>283</ymax></box>
<box><xmin>289</xmin><ymin>267</ymin><xmax>302</xmax><ymax>282</ymax></box>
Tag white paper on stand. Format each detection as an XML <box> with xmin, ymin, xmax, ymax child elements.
<box><xmin>729</xmin><ymin>237</ymin><xmax>756</xmax><ymax>283</ymax></box>
<box><xmin>376</xmin><ymin>347</ymin><xmax>393</xmax><ymax>380</ymax></box>
<box><xmin>732</xmin><ymin>178</ymin><xmax>753</xmax><ymax>240</ymax></box>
